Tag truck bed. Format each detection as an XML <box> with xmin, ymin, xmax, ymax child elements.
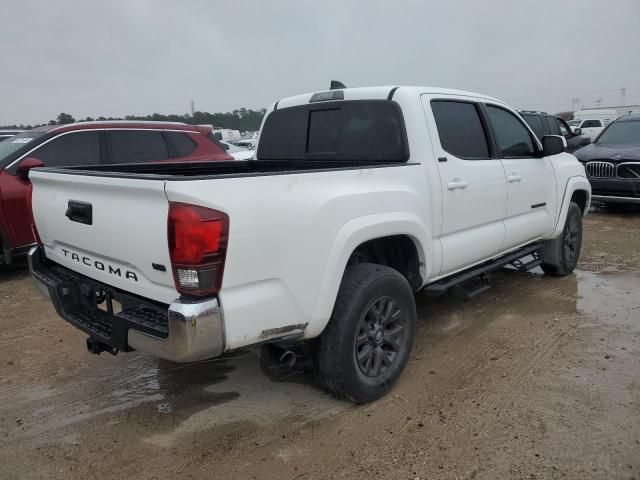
<box><xmin>40</xmin><ymin>159</ymin><xmax>410</xmax><ymax>180</ymax></box>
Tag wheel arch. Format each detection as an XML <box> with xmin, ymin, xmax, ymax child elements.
<box><xmin>549</xmin><ymin>177</ymin><xmax>591</xmax><ymax>239</ymax></box>
<box><xmin>307</xmin><ymin>212</ymin><xmax>430</xmax><ymax>338</ymax></box>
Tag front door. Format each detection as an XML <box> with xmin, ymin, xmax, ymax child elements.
<box><xmin>423</xmin><ymin>96</ymin><xmax>508</xmax><ymax>276</ymax></box>
<box><xmin>2</xmin><ymin>131</ymin><xmax>101</xmax><ymax>248</ymax></box>
<box><xmin>483</xmin><ymin>104</ymin><xmax>556</xmax><ymax>249</ymax></box>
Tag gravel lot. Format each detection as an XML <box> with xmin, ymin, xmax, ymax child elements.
<box><xmin>1</xmin><ymin>209</ymin><xmax>639</xmax><ymax>480</ymax></box>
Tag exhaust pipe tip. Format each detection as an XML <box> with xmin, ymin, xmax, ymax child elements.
<box><xmin>278</xmin><ymin>350</ymin><xmax>296</xmax><ymax>369</ymax></box>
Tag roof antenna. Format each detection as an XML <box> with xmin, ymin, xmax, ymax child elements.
<box><xmin>330</xmin><ymin>80</ymin><xmax>347</xmax><ymax>90</ymax></box>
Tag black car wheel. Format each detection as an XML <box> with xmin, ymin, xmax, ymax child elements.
<box><xmin>312</xmin><ymin>263</ymin><xmax>416</xmax><ymax>403</ymax></box>
<box><xmin>541</xmin><ymin>202</ymin><xmax>583</xmax><ymax>276</ymax></box>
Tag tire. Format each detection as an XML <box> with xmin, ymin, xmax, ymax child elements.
<box><xmin>540</xmin><ymin>202</ymin><xmax>583</xmax><ymax>276</ymax></box>
<box><xmin>312</xmin><ymin>263</ymin><xmax>416</xmax><ymax>403</ymax></box>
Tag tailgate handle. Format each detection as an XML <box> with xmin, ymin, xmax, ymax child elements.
<box><xmin>65</xmin><ymin>200</ymin><xmax>93</xmax><ymax>225</ymax></box>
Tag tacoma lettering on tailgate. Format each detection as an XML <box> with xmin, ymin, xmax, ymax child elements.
<box><xmin>61</xmin><ymin>248</ymin><xmax>138</xmax><ymax>281</ymax></box>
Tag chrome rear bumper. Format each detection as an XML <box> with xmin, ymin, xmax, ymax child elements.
<box><xmin>29</xmin><ymin>246</ymin><xmax>225</xmax><ymax>362</ymax></box>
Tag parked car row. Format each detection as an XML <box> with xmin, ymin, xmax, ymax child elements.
<box><xmin>519</xmin><ymin>108</ymin><xmax>640</xmax><ymax>206</ymax></box>
<box><xmin>519</xmin><ymin>111</ymin><xmax>590</xmax><ymax>153</ymax></box>
<box><xmin>569</xmin><ymin>108</ymin><xmax>618</xmax><ymax>141</ymax></box>
<box><xmin>574</xmin><ymin>114</ymin><xmax>640</xmax><ymax>205</ymax></box>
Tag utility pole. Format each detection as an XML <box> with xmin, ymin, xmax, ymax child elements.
<box><xmin>190</xmin><ymin>100</ymin><xmax>195</xmax><ymax>115</ymax></box>
<box><xmin>621</xmin><ymin>87</ymin><xmax>627</xmax><ymax>106</ymax></box>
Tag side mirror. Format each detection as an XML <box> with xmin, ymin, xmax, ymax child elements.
<box><xmin>17</xmin><ymin>157</ymin><xmax>45</xmax><ymax>181</ymax></box>
<box><xmin>573</xmin><ymin>127</ymin><xmax>582</xmax><ymax>136</ymax></box>
<box><xmin>541</xmin><ymin>135</ymin><xmax>566</xmax><ymax>156</ymax></box>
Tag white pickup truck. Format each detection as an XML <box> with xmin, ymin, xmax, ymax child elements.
<box><xmin>29</xmin><ymin>86</ymin><xmax>591</xmax><ymax>403</ymax></box>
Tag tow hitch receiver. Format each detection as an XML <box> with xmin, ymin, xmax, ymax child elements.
<box><xmin>86</xmin><ymin>337</ymin><xmax>118</xmax><ymax>356</ymax></box>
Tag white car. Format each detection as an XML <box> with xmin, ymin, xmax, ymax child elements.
<box><xmin>29</xmin><ymin>85</ymin><xmax>590</xmax><ymax>403</ymax></box>
<box><xmin>569</xmin><ymin>109</ymin><xmax>618</xmax><ymax>141</ymax></box>
<box><xmin>220</xmin><ymin>141</ymin><xmax>254</xmax><ymax>161</ymax></box>
<box><xmin>568</xmin><ymin>119</ymin><xmax>607</xmax><ymax>141</ymax></box>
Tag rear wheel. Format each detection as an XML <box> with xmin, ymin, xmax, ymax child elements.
<box><xmin>312</xmin><ymin>263</ymin><xmax>416</xmax><ymax>403</ymax></box>
<box><xmin>541</xmin><ymin>202</ymin><xmax>583</xmax><ymax>276</ymax></box>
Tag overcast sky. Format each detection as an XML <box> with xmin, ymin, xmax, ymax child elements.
<box><xmin>2</xmin><ymin>0</ymin><xmax>640</xmax><ymax>125</ymax></box>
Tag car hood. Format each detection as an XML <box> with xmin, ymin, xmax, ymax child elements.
<box><xmin>574</xmin><ymin>143</ymin><xmax>640</xmax><ymax>162</ymax></box>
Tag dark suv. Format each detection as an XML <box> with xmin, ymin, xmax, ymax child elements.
<box><xmin>0</xmin><ymin>121</ymin><xmax>232</xmax><ymax>265</ymax></box>
<box><xmin>574</xmin><ymin>115</ymin><xmax>640</xmax><ymax>205</ymax></box>
<box><xmin>520</xmin><ymin>111</ymin><xmax>590</xmax><ymax>153</ymax></box>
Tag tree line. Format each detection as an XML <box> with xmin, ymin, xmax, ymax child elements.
<box><xmin>1</xmin><ymin>108</ymin><xmax>267</xmax><ymax>132</ymax></box>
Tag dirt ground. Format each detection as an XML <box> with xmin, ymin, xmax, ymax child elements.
<box><xmin>1</xmin><ymin>209</ymin><xmax>639</xmax><ymax>480</ymax></box>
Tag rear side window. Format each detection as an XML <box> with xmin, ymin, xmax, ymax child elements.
<box><xmin>521</xmin><ymin>114</ymin><xmax>545</xmax><ymax>139</ymax></box>
<box><xmin>166</xmin><ymin>132</ymin><xmax>198</xmax><ymax>157</ymax></box>
<box><xmin>431</xmin><ymin>101</ymin><xmax>490</xmax><ymax>159</ymax></box>
<box><xmin>582</xmin><ymin>120</ymin><xmax>602</xmax><ymax>128</ymax></box>
<box><xmin>257</xmin><ymin>100</ymin><xmax>409</xmax><ymax>162</ymax></box>
<box><xmin>544</xmin><ymin>116</ymin><xmax>561</xmax><ymax>136</ymax></box>
<box><xmin>485</xmin><ymin>106</ymin><xmax>536</xmax><ymax>158</ymax></box>
<box><xmin>33</xmin><ymin>131</ymin><xmax>100</xmax><ymax>167</ymax></box>
<box><xmin>557</xmin><ymin>120</ymin><xmax>569</xmax><ymax>136</ymax></box>
<box><xmin>107</xmin><ymin>130</ymin><xmax>169</xmax><ymax>164</ymax></box>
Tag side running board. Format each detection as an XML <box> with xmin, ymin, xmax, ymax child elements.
<box><xmin>424</xmin><ymin>242</ymin><xmax>542</xmax><ymax>300</ymax></box>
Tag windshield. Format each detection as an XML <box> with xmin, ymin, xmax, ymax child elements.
<box><xmin>568</xmin><ymin>120</ymin><xmax>581</xmax><ymax>126</ymax></box>
<box><xmin>596</xmin><ymin>121</ymin><xmax>640</xmax><ymax>144</ymax></box>
<box><xmin>0</xmin><ymin>131</ymin><xmax>47</xmax><ymax>160</ymax></box>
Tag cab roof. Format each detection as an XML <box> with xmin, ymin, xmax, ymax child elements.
<box><xmin>275</xmin><ymin>85</ymin><xmax>505</xmax><ymax>110</ymax></box>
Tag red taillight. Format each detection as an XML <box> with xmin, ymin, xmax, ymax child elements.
<box><xmin>168</xmin><ymin>202</ymin><xmax>229</xmax><ymax>297</ymax></box>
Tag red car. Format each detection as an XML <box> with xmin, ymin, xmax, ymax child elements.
<box><xmin>0</xmin><ymin>121</ymin><xmax>232</xmax><ymax>265</ymax></box>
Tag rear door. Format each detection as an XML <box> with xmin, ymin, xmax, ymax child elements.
<box><xmin>423</xmin><ymin>96</ymin><xmax>507</xmax><ymax>275</ymax></box>
<box><xmin>30</xmin><ymin>170</ymin><xmax>177</xmax><ymax>304</ymax></box>
<box><xmin>483</xmin><ymin>104</ymin><xmax>556</xmax><ymax>248</ymax></box>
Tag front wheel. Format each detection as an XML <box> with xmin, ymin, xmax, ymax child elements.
<box><xmin>540</xmin><ymin>202</ymin><xmax>583</xmax><ymax>276</ymax></box>
<box><xmin>312</xmin><ymin>263</ymin><xmax>416</xmax><ymax>403</ymax></box>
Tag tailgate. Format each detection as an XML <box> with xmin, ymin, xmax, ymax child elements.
<box><xmin>30</xmin><ymin>170</ymin><xmax>178</xmax><ymax>304</ymax></box>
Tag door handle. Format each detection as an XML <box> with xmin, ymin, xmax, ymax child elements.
<box><xmin>447</xmin><ymin>180</ymin><xmax>468</xmax><ymax>190</ymax></box>
<box><xmin>65</xmin><ymin>200</ymin><xmax>93</xmax><ymax>225</ymax></box>
<box><xmin>507</xmin><ymin>174</ymin><xmax>522</xmax><ymax>183</ymax></box>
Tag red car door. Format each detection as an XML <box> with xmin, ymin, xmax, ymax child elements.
<box><xmin>1</xmin><ymin>131</ymin><xmax>101</xmax><ymax>249</ymax></box>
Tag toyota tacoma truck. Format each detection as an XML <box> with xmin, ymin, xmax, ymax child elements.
<box><xmin>29</xmin><ymin>86</ymin><xmax>591</xmax><ymax>403</ymax></box>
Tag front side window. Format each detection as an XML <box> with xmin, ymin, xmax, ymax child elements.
<box><xmin>32</xmin><ymin>131</ymin><xmax>100</xmax><ymax>167</ymax></box>
<box><xmin>107</xmin><ymin>130</ymin><xmax>169</xmax><ymax>164</ymax></box>
<box><xmin>0</xmin><ymin>130</ymin><xmax>49</xmax><ymax>167</ymax></box>
<box><xmin>257</xmin><ymin>100</ymin><xmax>408</xmax><ymax>162</ymax></box>
<box><xmin>431</xmin><ymin>100</ymin><xmax>490</xmax><ymax>159</ymax></box>
<box><xmin>582</xmin><ymin>120</ymin><xmax>602</xmax><ymax>128</ymax></box>
<box><xmin>485</xmin><ymin>105</ymin><xmax>536</xmax><ymax>158</ymax></box>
